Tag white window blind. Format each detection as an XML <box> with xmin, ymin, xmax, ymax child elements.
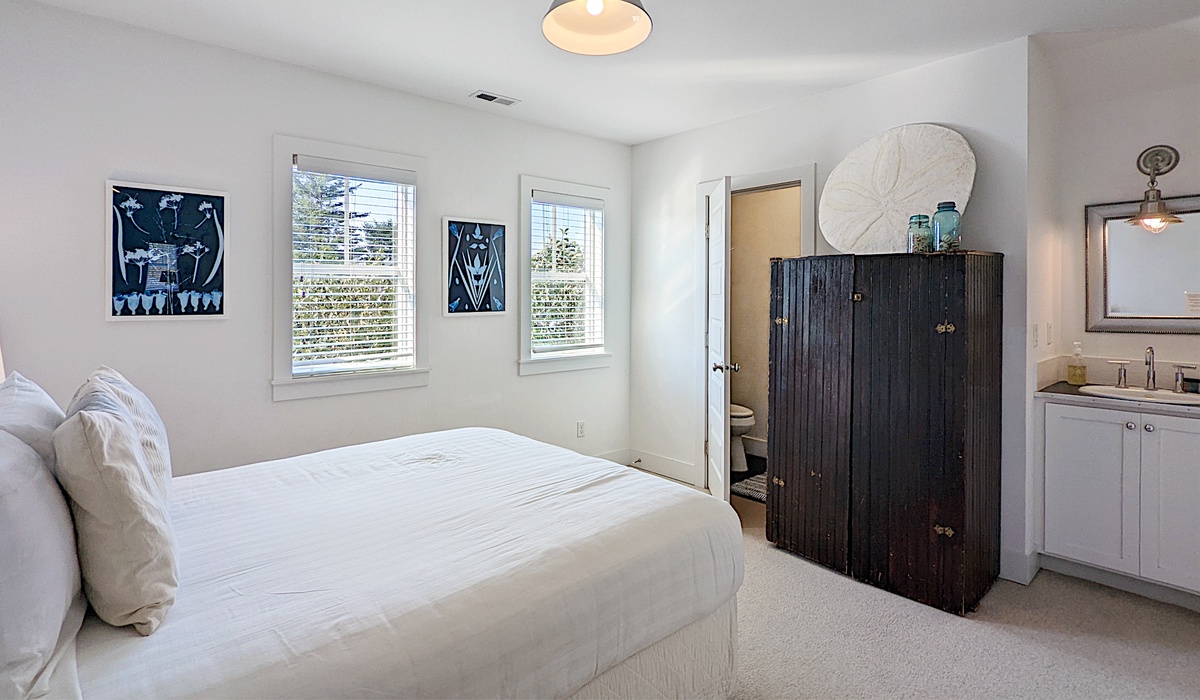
<box><xmin>530</xmin><ymin>189</ymin><xmax>604</xmax><ymax>355</ymax></box>
<box><xmin>291</xmin><ymin>155</ymin><xmax>416</xmax><ymax>378</ymax></box>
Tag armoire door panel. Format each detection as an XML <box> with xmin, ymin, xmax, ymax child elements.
<box><xmin>851</xmin><ymin>256</ymin><xmax>938</xmax><ymax>591</ymax></box>
<box><xmin>934</xmin><ymin>255</ymin><xmax>968</xmax><ymax>609</ymax></box>
<box><xmin>766</xmin><ymin>257</ymin><xmax>789</xmax><ymax>546</ymax></box>
<box><xmin>766</xmin><ymin>255</ymin><xmax>853</xmax><ymax>572</ymax></box>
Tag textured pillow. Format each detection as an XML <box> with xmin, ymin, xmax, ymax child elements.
<box><xmin>0</xmin><ymin>431</ymin><xmax>87</xmax><ymax>699</ymax></box>
<box><xmin>0</xmin><ymin>371</ymin><xmax>66</xmax><ymax>470</ymax></box>
<box><xmin>52</xmin><ymin>367</ymin><xmax>177</xmax><ymax>636</ymax></box>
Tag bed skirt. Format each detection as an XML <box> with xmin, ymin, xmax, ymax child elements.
<box><xmin>568</xmin><ymin>597</ymin><xmax>737</xmax><ymax>700</ymax></box>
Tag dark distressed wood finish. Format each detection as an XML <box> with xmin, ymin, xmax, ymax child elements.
<box><xmin>767</xmin><ymin>252</ymin><xmax>1003</xmax><ymax>614</ymax></box>
<box><xmin>766</xmin><ymin>255</ymin><xmax>853</xmax><ymax>573</ymax></box>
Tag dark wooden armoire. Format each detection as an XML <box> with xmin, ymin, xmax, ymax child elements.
<box><xmin>766</xmin><ymin>252</ymin><xmax>1003</xmax><ymax>614</ymax></box>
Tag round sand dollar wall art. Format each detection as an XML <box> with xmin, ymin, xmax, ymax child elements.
<box><xmin>819</xmin><ymin>123</ymin><xmax>976</xmax><ymax>254</ymax></box>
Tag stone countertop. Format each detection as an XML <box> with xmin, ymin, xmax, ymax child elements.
<box><xmin>1035</xmin><ymin>381</ymin><xmax>1200</xmax><ymax>419</ymax></box>
<box><xmin>1038</xmin><ymin>381</ymin><xmax>1085</xmax><ymax>396</ymax></box>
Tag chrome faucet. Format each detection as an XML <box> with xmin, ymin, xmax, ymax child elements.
<box><xmin>1174</xmin><ymin>364</ymin><xmax>1197</xmax><ymax>393</ymax></box>
<box><xmin>1145</xmin><ymin>346</ymin><xmax>1156</xmax><ymax>390</ymax></box>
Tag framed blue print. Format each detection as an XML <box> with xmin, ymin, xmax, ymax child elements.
<box><xmin>108</xmin><ymin>180</ymin><xmax>226</xmax><ymax>319</ymax></box>
<box><xmin>443</xmin><ymin>217</ymin><xmax>506</xmax><ymax>316</ymax></box>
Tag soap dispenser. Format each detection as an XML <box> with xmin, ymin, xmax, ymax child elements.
<box><xmin>1067</xmin><ymin>342</ymin><xmax>1087</xmax><ymax>386</ymax></box>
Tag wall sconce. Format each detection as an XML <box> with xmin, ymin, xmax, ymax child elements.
<box><xmin>542</xmin><ymin>0</ymin><xmax>652</xmax><ymax>56</ymax></box>
<box><xmin>1126</xmin><ymin>145</ymin><xmax>1183</xmax><ymax>233</ymax></box>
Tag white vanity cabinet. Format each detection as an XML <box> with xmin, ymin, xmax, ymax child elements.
<box><xmin>1140</xmin><ymin>414</ymin><xmax>1200</xmax><ymax>591</ymax></box>
<box><xmin>1043</xmin><ymin>401</ymin><xmax>1200</xmax><ymax>593</ymax></box>
<box><xmin>1044</xmin><ymin>403</ymin><xmax>1141</xmax><ymax>575</ymax></box>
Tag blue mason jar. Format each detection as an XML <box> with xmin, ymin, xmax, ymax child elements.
<box><xmin>933</xmin><ymin>201</ymin><xmax>961</xmax><ymax>251</ymax></box>
<box><xmin>907</xmin><ymin>215</ymin><xmax>933</xmax><ymax>253</ymax></box>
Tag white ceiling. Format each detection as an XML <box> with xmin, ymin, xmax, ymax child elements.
<box><xmin>32</xmin><ymin>0</ymin><xmax>1200</xmax><ymax>145</ymax></box>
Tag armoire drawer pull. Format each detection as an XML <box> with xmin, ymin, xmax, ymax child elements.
<box><xmin>1126</xmin><ymin>422</ymin><xmax>1137</xmax><ymax>430</ymax></box>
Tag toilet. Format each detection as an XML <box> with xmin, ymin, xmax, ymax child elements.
<box><xmin>730</xmin><ymin>403</ymin><xmax>755</xmax><ymax>473</ymax></box>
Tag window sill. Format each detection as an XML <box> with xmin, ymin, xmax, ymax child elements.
<box><xmin>518</xmin><ymin>352</ymin><xmax>611</xmax><ymax>376</ymax></box>
<box><xmin>272</xmin><ymin>367</ymin><xmax>430</xmax><ymax>401</ymax></box>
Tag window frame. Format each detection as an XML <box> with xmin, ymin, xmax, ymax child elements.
<box><xmin>518</xmin><ymin>175</ymin><xmax>611</xmax><ymax>376</ymax></box>
<box><xmin>272</xmin><ymin>135</ymin><xmax>429</xmax><ymax>401</ymax></box>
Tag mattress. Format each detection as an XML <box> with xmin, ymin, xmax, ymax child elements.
<box><xmin>568</xmin><ymin>598</ymin><xmax>737</xmax><ymax>700</ymax></box>
<box><xmin>74</xmin><ymin>428</ymin><xmax>744</xmax><ymax>699</ymax></box>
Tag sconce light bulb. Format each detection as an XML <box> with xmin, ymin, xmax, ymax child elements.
<box><xmin>586</xmin><ymin>0</ymin><xmax>604</xmax><ymax>15</ymax></box>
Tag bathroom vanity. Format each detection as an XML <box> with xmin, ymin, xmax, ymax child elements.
<box><xmin>1036</xmin><ymin>383</ymin><xmax>1200</xmax><ymax>597</ymax></box>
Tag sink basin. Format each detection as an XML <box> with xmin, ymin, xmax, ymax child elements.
<box><xmin>1078</xmin><ymin>385</ymin><xmax>1200</xmax><ymax>405</ymax></box>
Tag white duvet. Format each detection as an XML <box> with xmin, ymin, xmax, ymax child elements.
<box><xmin>74</xmin><ymin>428</ymin><xmax>744</xmax><ymax>699</ymax></box>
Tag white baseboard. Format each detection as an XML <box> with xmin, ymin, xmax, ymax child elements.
<box><xmin>596</xmin><ymin>448</ymin><xmax>631</xmax><ymax>465</ymax></box>
<box><xmin>629</xmin><ymin>449</ymin><xmax>701</xmax><ymax>487</ymax></box>
<box><xmin>1040</xmin><ymin>554</ymin><xmax>1200</xmax><ymax>613</ymax></box>
<box><xmin>1000</xmin><ymin>547</ymin><xmax>1039</xmax><ymax>585</ymax></box>
<box><xmin>742</xmin><ymin>436</ymin><xmax>767</xmax><ymax>459</ymax></box>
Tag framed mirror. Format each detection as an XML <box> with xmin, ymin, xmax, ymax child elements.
<box><xmin>1086</xmin><ymin>194</ymin><xmax>1200</xmax><ymax>333</ymax></box>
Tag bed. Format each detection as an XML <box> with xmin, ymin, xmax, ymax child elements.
<box><xmin>62</xmin><ymin>426</ymin><xmax>744</xmax><ymax>698</ymax></box>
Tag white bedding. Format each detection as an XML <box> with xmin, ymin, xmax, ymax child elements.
<box><xmin>74</xmin><ymin>428</ymin><xmax>744</xmax><ymax>699</ymax></box>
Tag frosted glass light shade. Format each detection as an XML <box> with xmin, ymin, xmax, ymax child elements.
<box><xmin>542</xmin><ymin>0</ymin><xmax>652</xmax><ymax>56</ymax></box>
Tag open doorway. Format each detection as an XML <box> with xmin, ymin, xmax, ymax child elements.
<box><xmin>699</xmin><ymin>164</ymin><xmax>816</xmax><ymax>502</ymax></box>
<box><xmin>727</xmin><ymin>183</ymin><xmax>803</xmax><ymax>502</ymax></box>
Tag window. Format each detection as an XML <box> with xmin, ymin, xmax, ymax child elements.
<box><xmin>519</xmin><ymin>175</ymin><xmax>610</xmax><ymax>375</ymax></box>
<box><xmin>272</xmin><ymin>136</ymin><xmax>428</xmax><ymax>400</ymax></box>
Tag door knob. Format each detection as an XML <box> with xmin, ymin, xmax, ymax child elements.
<box><xmin>1126</xmin><ymin>422</ymin><xmax>1137</xmax><ymax>431</ymax></box>
<box><xmin>711</xmin><ymin>362</ymin><xmax>740</xmax><ymax>373</ymax></box>
<box><xmin>1145</xmin><ymin>424</ymin><xmax>1156</xmax><ymax>433</ymax></box>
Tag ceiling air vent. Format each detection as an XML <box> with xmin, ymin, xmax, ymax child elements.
<box><xmin>471</xmin><ymin>90</ymin><xmax>520</xmax><ymax>107</ymax></box>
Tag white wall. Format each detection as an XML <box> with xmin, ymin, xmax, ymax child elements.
<box><xmin>630</xmin><ymin>39</ymin><xmax>1034</xmax><ymax>580</ymax></box>
<box><xmin>1024</xmin><ymin>38</ymin><xmax>1068</xmax><ymax>577</ymax></box>
<box><xmin>0</xmin><ymin>0</ymin><xmax>632</xmax><ymax>475</ymax></box>
<box><xmin>1045</xmin><ymin>19</ymin><xmax>1200</xmax><ymax>366</ymax></box>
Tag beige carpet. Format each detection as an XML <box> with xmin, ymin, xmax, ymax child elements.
<box><xmin>730</xmin><ymin>497</ymin><xmax>1200</xmax><ymax>699</ymax></box>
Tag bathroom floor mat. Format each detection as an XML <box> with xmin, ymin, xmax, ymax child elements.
<box><xmin>731</xmin><ymin>473</ymin><xmax>767</xmax><ymax>503</ymax></box>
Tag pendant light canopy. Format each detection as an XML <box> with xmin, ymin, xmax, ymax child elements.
<box><xmin>542</xmin><ymin>0</ymin><xmax>652</xmax><ymax>56</ymax></box>
<box><xmin>1126</xmin><ymin>145</ymin><xmax>1183</xmax><ymax>233</ymax></box>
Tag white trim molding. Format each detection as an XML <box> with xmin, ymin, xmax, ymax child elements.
<box><xmin>629</xmin><ymin>449</ymin><xmax>701</xmax><ymax>488</ymax></box>
<box><xmin>518</xmin><ymin>174</ymin><xmax>612</xmax><ymax>376</ymax></box>
<box><xmin>271</xmin><ymin>134</ymin><xmax>430</xmax><ymax>401</ymax></box>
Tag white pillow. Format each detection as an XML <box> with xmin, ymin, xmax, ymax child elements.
<box><xmin>52</xmin><ymin>367</ymin><xmax>177</xmax><ymax>636</ymax></box>
<box><xmin>0</xmin><ymin>431</ymin><xmax>86</xmax><ymax>700</ymax></box>
<box><xmin>0</xmin><ymin>371</ymin><xmax>65</xmax><ymax>470</ymax></box>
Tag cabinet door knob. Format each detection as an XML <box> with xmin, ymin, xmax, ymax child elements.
<box><xmin>1145</xmin><ymin>424</ymin><xmax>1156</xmax><ymax>433</ymax></box>
<box><xmin>1126</xmin><ymin>422</ymin><xmax>1137</xmax><ymax>430</ymax></box>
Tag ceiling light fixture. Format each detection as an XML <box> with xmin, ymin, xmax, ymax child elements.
<box><xmin>1127</xmin><ymin>145</ymin><xmax>1183</xmax><ymax>233</ymax></box>
<box><xmin>542</xmin><ymin>0</ymin><xmax>652</xmax><ymax>56</ymax></box>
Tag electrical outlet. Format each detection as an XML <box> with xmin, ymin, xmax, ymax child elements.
<box><xmin>576</xmin><ymin>421</ymin><xmax>585</xmax><ymax>438</ymax></box>
<box><xmin>1032</xmin><ymin>323</ymin><xmax>1039</xmax><ymax>347</ymax></box>
<box><xmin>1046</xmin><ymin>322</ymin><xmax>1053</xmax><ymax>346</ymax></box>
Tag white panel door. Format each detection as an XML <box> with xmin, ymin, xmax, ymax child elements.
<box><xmin>1140</xmin><ymin>413</ymin><xmax>1200</xmax><ymax>592</ymax></box>
<box><xmin>1044</xmin><ymin>403</ymin><xmax>1142</xmax><ymax>574</ymax></box>
<box><xmin>705</xmin><ymin>177</ymin><xmax>732</xmax><ymax>501</ymax></box>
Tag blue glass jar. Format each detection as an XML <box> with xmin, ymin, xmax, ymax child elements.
<box><xmin>932</xmin><ymin>201</ymin><xmax>961</xmax><ymax>251</ymax></box>
<box><xmin>907</xmin><ymin>215</ymin><xmax>933</xmax><ymax>253</ymax></box>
